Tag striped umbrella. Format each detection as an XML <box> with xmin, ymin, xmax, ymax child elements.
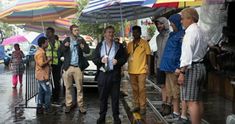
<box><xmin>20</xmin><ymin>18</ymin><xmax>71</xmax><ymax>35</ymax></box>
<box><xmin>153</xmin><ymin>0</ymin><xmax>203</xmax><ymax>8</ymax></box>
<box><xmin>79</xmin><ymin>0</ymin><xmax>174</xmax><ymax>23</ymax></box>
<box><xmin>151</xmin><ymin>0</ymin><xmax>225</xmax><ymax>8</ymax></box>
<box><xmin>0</xmin><ymin>0</ymin><xmax>78</xmax><ymax>23</ymax></box>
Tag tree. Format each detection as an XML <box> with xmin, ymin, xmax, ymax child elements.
<box><xmin>73</xmin><ymin>0</ymin><xmax>122</xmax><ymax>42</ymax></box>
<box><xmin>0</xmin><ymin>22</ymin><xmax>15</xmax><ymax>43</ymax></box>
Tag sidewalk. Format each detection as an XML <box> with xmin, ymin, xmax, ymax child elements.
<box><xmin>120</xmin><ymin>78</ymin><xmax>161</xmax><ymax>124</ymax></box>
<box><xmin>148</xmin><ymin>75</ymin><xmax>233</xmax><ymax>124</ymax></box>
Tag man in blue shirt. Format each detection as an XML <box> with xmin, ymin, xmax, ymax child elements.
<box><xmin>60</xmin><ymin>25</ymin><xmax>90</xmax><ymax>114</ymax></box>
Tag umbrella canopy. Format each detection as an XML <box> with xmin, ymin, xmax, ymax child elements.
<box><xmin>153</xmin><ymin>0</ymin><xmax>202</xmax><ymax>8</ymax></box>
<box><xmin>31</xmin><ymin>33</ymin><xmax>45</xmax><ymax>45</ymax></box>
<box><xmin>20</xmin><ymin>18</ymin><xmax>71</xmax><ymax>35</ymax></box>
<box><xmin>2</xmin><ymin>35</ymin><xmax>28</xmax><ymax>45</ymax></box>
<box><xmin>79</xmin><ymin>0</ymin><xmax>175</xmax><ymax>23</ymax></box>
<box><xmin>0</xmin><ymin>0</ymin><xmax>78</xmax><ymax>23</ymax></box>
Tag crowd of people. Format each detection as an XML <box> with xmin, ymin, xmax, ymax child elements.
<box><xmin>10</xmin><ymin>7</ymin><xmax>208</xmax><ymax>124</ymax></box>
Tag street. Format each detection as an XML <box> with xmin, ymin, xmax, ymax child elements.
<box><xmin>0</xmin><ymin>63</ymin><xmax>130</xmax><ymax>124</ymax></box>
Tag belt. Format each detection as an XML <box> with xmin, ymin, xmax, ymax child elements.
<box><xmin>192</xmin><ymin>61</ymin><xmax>204</xmax><ymax>65</ymax></box>
<box><xmin>70</xmin><ymin>65</ymin><xmax>79</xmax><ymax>67</ymax></box>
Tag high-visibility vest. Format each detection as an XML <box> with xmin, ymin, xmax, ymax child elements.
<box><xmin>46</xmin><ymin>40</ymin><xmax>60</xmax><ymax>65</ymax></box>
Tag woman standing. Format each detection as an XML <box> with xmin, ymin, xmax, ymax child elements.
<box><xmin>10</xmin><ymin>44</ymin><xmax>25</xmax><ymax>88</ymax></box>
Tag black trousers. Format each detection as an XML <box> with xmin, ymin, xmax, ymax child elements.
<box><xmin>51</xmin><ymin>64</ymin><xmax>61</xmax><ymax>101</ymax></box>
<box><xmin>97</xmin><ymin>71</ymin><xmax>121</xmax><ymax>119</ymax></box>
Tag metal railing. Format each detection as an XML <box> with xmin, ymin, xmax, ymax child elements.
<box><xmin>15</xmin><ymin>56</ymin><xmax>38</xmax><ymax>118</ymax></box>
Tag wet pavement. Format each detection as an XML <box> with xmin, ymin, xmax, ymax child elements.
<box><xmin>1</xmin><ymin>62</ymin><xmax>234</xmax><ymax>124</ymax></box>
<box><xmin>148</xmin><ymin>75</ymin><xmax>234</xmax><ymax>124</ymax></box>
<box><xmin>0</xmin><ymin>63</ymin><xmax>130</xmax><ymax>124</ymax></box>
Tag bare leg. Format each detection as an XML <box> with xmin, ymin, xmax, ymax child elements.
<box><xmin>188</xmin><ymin>101</ymin><xmax>201</xmax><ymax>124</ymax></box>
<box><xmin>172</xmin><ymin>98</ymin><xmax>180</xmax><ymax>114</ymax></box>
<box><xmin>181</xmin><ymin>100</ymin><xmax>187</xmax><ymax>118</ymax></box>
<box><xmin>161</xmin><ymin>85</ymin><xmax>167</xmax><ymax>103</ymax></box>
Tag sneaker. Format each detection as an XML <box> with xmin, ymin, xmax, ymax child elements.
<box><xmin>20</xmin><ymin>84</ymin><xmax>23</xmax><ymax>87</ymax></box>
<box><xmin>161</xmin><ymin>104</ymin><xmax>172</xmax><ymax>116</ymax></box>
<box><xmin>140</xmin><ymin>109</ymin><xmax>146</xmax><ymax>115</ymax></box>
<box><xmin>164</xmin><ymin>113</ymin><xmax>180</xmax><ymax>122</ymax></box>
<box><xmin>79</xmin><ymin>107</ymin><xmax>87</xmax><ymax>114</ymax></box>
<box><xmin>173</xmin><ymin>117</ymin><xmax>191</xmax><ymax>124</ymax></box>
<box><xmin>114</xmin><ymin>117</ymin><xmax>121</xmax><ymax>124</ymax></box>
<box><xmin>131</xmin><ymin>107</ymin><xmax>140</xmax><ymax>112</ymax></box>
<box><xmin>97</xmin><ymin>117</ymin><xmax>105</xmax><ymax>124</ymax></box>
<box><xmin>65</xmin><ymin>106</ymin><xmax>71</xmax><ymax>113</ymax></box>
<box><xmin>12</xmin><ymin>85</ymin><xmax>16</xmax><ymax>89</ymax></box>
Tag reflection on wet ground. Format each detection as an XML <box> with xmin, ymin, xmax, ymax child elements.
<box><xmin>0</xmin><ymin>70</ymin><xmax>130</xmax><ymax>124</ymax></box>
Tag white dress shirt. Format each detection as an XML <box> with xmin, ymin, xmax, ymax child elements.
<box><xmin>180</xmin><ymin>23</ymin><xmax>208</xmax><ymax>68</ymax></box>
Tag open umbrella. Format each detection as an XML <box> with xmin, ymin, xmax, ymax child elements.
<box><xmin>20</xmin><ymin>18</ymin><xmax>71</xmax><ymax>35</ymax></box>
<box><xmin>31</xmin><ymin>33</ymin><xmax>45</xmax><ymax>45</ymax></box>
<box><xmin>79</xmin><ymin>0</ymin><xmax>173</xmax><ymax>23</ymax></box>
<box><xmin>153</xmin><ymin>0</ymin><xmax>203</xmax><ymax>8</ymax></box>
<box><xmin>0</xmin><ymin>0</ymin><xmax>78</xmax><ymax>23</ymax></box>
<box><xmin>79</xmin><ymin>0</ymin><xmax>174</xmax><ymax>37</ymax></box>
<box><xmin>1</xmin><ymin>35</ymin><xmax>28</xmax><ymax>45</ymax></box>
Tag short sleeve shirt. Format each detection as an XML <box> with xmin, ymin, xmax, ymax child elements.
<box><xmin>127</xmin><ymin>38</ymin><xmax>151</xmax><ymax>74</ymax></box>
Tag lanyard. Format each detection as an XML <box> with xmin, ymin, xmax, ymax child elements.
<box><xmin>132</xmin><ymin>41</ymin><xmax>139</xmax><ymax>55</ymax></box>
<box><xmin>105</xmin><ymin>42</ymin><xmax>112</xmax><ymax>56</ymax></box>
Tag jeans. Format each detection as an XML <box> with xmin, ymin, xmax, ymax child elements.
<box><xmin>37</xmin><ymin>80</ymin><xmax>51</xmax><ymax>111</ymax></box>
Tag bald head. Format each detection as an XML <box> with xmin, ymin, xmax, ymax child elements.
<box><xmin>181</xmin><ymin>8</ymin><xmax>199</xmax><ymax>23</ymax></box>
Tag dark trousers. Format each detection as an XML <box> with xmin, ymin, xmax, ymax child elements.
<box><xmin>51</xmin><ymin>64</ymin><xmax>61</xmax><ymax>101</ymax></box>
<box><xmin>98</xmin><ymin>71</ymin><xmax>121</xmax><ymax>119</ymax></box>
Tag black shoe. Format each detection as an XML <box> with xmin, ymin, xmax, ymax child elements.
<box><xmin>114</xmin><ymin>117</ymin><xmax>121</xmax><ymax>124</ymax></box>
<box><xmin>97</xmin><ymin>117</ymin><xmax>105</xmax><ymax>124</ymax></box>
<box><xmin>65</xmin><ymin>106</ymin><xmax>71</xmax><ymax>113</ymax></box>
<box><xmin>161</xmin><ymin>104</ymin><xmax>172</xmax><ymax>116</ymax></box>
<box><xmin>44</xmin><ymin>109</ymin><xmax>53</xmax><ymax>115</ymax></box>
<box><xmin>36</xmin><ymin>107</ymin><xmax>44</xmax><ymax>114</ymax></box>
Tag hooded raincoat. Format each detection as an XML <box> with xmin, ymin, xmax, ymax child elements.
<box><xmin>160</xmin><ymin>14</ymin><xmax>185</xmax><ymax>72</ymax></box>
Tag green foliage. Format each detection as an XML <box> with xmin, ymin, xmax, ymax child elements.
<box><xmin>0</xmin><ymin>22</ymin><xmax>15</xmax><ymax>42</ymax></box>
<box><xmin>147</xmin><ymin>25</ymin><xmax>156</xmax><ymax>38</ymax></box>
<box><xmin>72</xmin><ymin>0</ymin><xmax>122</xmax><ymax>42</ymax></box>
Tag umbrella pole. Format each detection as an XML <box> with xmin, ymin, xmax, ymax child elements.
<box><xmin>119</xmin><ymin>3</ymin><xmax>125</xmax><ymax>39</ymax></box>
<box><xmin>40</xmin><ymin>15</ymin><xmax>45</xmax><ymax>33</ymax></box>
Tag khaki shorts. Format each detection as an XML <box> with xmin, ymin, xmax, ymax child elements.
<box><xmin>165</xmin><ymin>72</ymin><xmax>180</xmax><ymax>99</ymax></box>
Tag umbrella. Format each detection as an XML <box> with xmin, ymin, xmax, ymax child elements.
<box><xmin>79</xmin><ymin>0</ymin><xmax>174</xmax><ymax>23</ymax></box>
<box><xmin>153</xmin><ymin>0</ymin><xmax>203</xmax><ymax>8</ymax></box>
<box><xmin>20</xmin><ymin>18</ymin><xmax>71</xmax><ymax>35</ymax></box>
<box><xmin>1</xmin><ymin>35</ymin><xmax>28</xmax><ymax>45</ymax></box>
<box><xmin>31</xmin><ymin>33</ymin><xmax>45</xmax><ymax>45</ymax></box>
<box><xmin>0</xmin><ymin>0</ymin><xmax>78</xmax><ymax>24</ymax></box>
<box><xmin>79</xmin><ymin>0</ymin><xmax>175</xmax><ymax>37</ymax></box>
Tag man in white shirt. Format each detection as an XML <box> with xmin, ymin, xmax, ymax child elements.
<box><xmin>176</xmin><ymin>8</ymin><xmax>208</xmax><ymax>124</ymax></box>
